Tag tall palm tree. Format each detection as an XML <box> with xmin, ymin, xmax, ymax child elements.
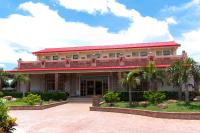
<box><xmin>14</xmin><ymin>74</ymin><xmax>29</xmax><ymax>97</ymax></box>
<box><xmin>186</xmin><ymin>58</ymin><xmax>200</xmax><ymax>92</ymax></box>
<box><xmin>168</xmin><ymin>60</ymin><xmax>184</xmax><ymax>100</ymax></box>
<box><xmin>121</xmin><ymin>70</ymin><xmax>141</xmax><ymax>106</ymax></box>
<box><xmin>141</xmin><ymin>61</ymin><xmax>164</xmax><ymax>91</ymax></box>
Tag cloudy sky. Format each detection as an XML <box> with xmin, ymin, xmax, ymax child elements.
<box><xmin>0</xmin><ymin>0</ymin><xmax>200</xmax><ymax>70</ymax></box>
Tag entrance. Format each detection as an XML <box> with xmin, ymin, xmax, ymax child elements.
<box><xmin>80</xmin><ymin>76</ymin><xmax>108</xmax><ymax>96</ymax></box>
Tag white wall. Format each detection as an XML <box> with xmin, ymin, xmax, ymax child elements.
<box><xmin>30</xmin><ymin>74</ymin><xmax>45</xmax><ymax>92</ymax></box>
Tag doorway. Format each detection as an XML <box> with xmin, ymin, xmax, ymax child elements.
<box><xmin>80</xmin><ymin>79</ymin><xmax>108</xmax><ymax>96</ymax></box>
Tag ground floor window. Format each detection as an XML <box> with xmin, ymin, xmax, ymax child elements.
<box><xmin>45</xmin><ymin>74</ymin><xmax>55</xmax><ymax>91</ymax></box>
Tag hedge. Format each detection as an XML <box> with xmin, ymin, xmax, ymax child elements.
<box><xmin>1</xmin><ymin>91</ymin><xmax>69</xmax><ymax>101</ymax></box>
<box><xmin>118</xmin><ymin>91</ymin><xmax>199</xmax><ymax>101</ymax></box>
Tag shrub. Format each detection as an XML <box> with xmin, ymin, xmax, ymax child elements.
<box><xmin>0</xmin><ymin>91</ymin><xmax>4</xmax><ymax>97</ymax></box>
<box><xmin>103</xmin><ymin>91</ymin><xmax>120</xmax><ymax>106</ymax></box>
<box><xmin>119</xmin><ymin>91</ymin><xmax>145</xmax><ymax>101</ymax></box>
<box><xmin>144</xmin><ymin>91</ymin><xmax>166</xmax><ymax>104</ymax></box>
<box><xmin>23</xmin><ymin>93</ymin><xmax>41</xmax><ymax>105</ymax></box>
<box><xmin>0</xmin><ymin>99</ymin><xmax>16</xmax><ymax>133</ymax></box>
<box><xmin>2</xmin><ymin>91</ymin><xmax>69</xmax><ymax>101</ymax></box>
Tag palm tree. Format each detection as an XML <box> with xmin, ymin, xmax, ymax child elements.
<box><xmin>186</xmin><ymin>58</ymin><xmax>200</xmax><ymax>92</ymax></box>
<box><xmin>121</xmin><ymin>70</ymin><xmax>141</xmax><ymax>106</ymax></box>
<box><xmin>141</xmin><ymin>61</ymin><xmax>164</xmax><ymax>91</ymax></box>
<box><xmin>168</xmin><ymin>60</ymin><xmax>184</xmax><ymax>100</ymax></box>
<box><xmin>14</xmin><ymin>74</ymin><xmax>29</xmax><ymax>97</ymax></box>
<box><xmin>168</xmin><ymin>58</ymin><xmax>199</xmax><ymax>103</ymax></box>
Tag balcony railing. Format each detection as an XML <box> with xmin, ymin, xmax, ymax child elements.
<box><xmin>18</xmin><ymin>55</ymin><xmax>183</xmax><ymax>70</ymax></box>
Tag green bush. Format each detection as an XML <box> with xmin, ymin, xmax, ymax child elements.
<box><xmin>0</xmin><ymin>99</ymin><xmax>16</xmax><ymax>133</ymax></box>
<box><xmin>2</xmin><ymin>91</ymin><xmax>69</xmax><ymax>101</ymax></box>
<box><xmin>0</xmin><ymin>91</ymin><xmax>4</xmax><ymax>97</ymax></box>
<box><xmin>119</xmin><ymin>91</ymin><xmax>145</xmax><ymax>101</ymax></box>
<box><xmin>23</xmin><ymin>93</ymin><xmax>41</xmax><ymax>105</ymax></box>
<box><xmin>144</xmin><ymin>91</ymin><xmax>166</xmax><ymax>104</ymax></box>
<box><xmin>103</xmin><ymin>91</ymin><xmax>120</xmax><ymax>106</ymax></box>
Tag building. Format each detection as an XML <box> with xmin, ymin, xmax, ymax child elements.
<box><xmin>10</xmin><ymin>41</ymin><xmax>184</xmax><ymax>96</ymax></box>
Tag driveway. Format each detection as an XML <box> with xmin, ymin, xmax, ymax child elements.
<box><xmin>10</xmin><ymin>103</ymin><xmax>200</xmax><ymax>133</ymax></box>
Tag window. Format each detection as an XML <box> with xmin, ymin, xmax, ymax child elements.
<box><xmin>95</xmin><ymin>53</ymin><xmax>101</xmax><ymax>58</ymax></box>
<box><xmin>66</xmin><ymin>55</ymin><xmax>72</xmax><ymax>59</ymax></box>
<box><xmin>73</xmin><ymin>54</ymin><xmax>79</xmax><ymax>59</ymax></box>
<box><xmin>61</xmin><ymin>57</ymin><xmax>66</xmax><ymax>60</ymax></box>
<box><xmin>163</xmin><ymin>50</ymin><xmax>171</xmax><ymax>56</ymax></box>
<box><xmin>116</xmin><ymin>53</ymin><xmax>123</xmax><ymax>58</ymax></box>
<box><xmin>163</xmin><ymin>50</ymin><xmax>171</xmax><ymax>55</ymax></box>
<box><xmin>53</xmin><ymin>55</ymin><xmax>59</xmax><ymax>60</ymax></box>
<box><xmin>140</xmin><ymin>51</ymin><xmax>147</xmax><ymax>56</ymax></box>
<box><xmin>45</xmin><ymin>56</ymin><xmax>50</xmax><ymax>60</ymax></box>
<box><xmin>156</xmin><ymin>51</ymin><xmax>162</xmax><ymax>56</ymax></box>
<box><xmin>87</xmin><ymin>54</ymin><xmax>92</xmax><ymax>59</ymax></box>
<box><xmin>132</xmin><ymin>52</ymin><xmax>139</xmax><ymax>57</ymax></box>
<box><xmin>109</xmin><ymin>53</ymin><xmax>115</xmax><ymax>58</ymax></box>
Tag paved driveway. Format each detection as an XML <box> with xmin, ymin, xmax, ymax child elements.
<box><xmin>10</xmin><ymin>103</ymin><xmax>200</xmax><ymax>133</ymax></box>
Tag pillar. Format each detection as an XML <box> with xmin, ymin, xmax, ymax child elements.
<box><xmin>55</xmin><ymin>73</ymin><xmax>58</xmax><ymax>91</ymax></box>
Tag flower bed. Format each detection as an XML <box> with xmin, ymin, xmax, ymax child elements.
<box><xmin>9</xmin><ymin>101</ymin><xmax>68</xmax><ymax>110</ymax></box>
<box><xmin>90</xmin><ymin>106</ymin><xmax>200</xmax><ymax>120</ymax></box>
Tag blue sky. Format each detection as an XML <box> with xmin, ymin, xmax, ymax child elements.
<box><xmin>0</xmin><ymin>0</ymin><xmax>200</xmax><ymax>70</ymax></box>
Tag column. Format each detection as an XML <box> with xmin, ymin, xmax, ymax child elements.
<box><xmin>55</xmin><ymin>73</ymin><xmax>58</xmax><ymax>91</ymax></box>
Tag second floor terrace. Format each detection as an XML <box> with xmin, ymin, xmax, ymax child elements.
<box><xmin>15</xmin><ymin>53</ymin><xmax>186</xmax><ymax>72</ymax></box>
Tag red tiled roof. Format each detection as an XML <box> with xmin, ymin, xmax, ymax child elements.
<box><xmin>9</xmin><ymin>65</ymin><xmax>169</xmax><ymax>73</ymax></box>
<box><xmin>33</xmin><ymin>41</ymin><xmax>180</xmax><ymax>54</ymax></box>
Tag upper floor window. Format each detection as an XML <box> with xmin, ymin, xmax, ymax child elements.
<box><xmin>53</xmin><ymin>55</ymin><xmax>59</xmax><ymax>60</ymax></box>
<box><xmin>156</xmin><ymin>51</ymin><xmax>162</xmax><ymax>56</ymax></box>
<box><xmin>87</xmin><ymin>54</ymin><xmax>92</xmax><ymax>59</ymax></box>
<box><xmin>140</xmin><ymin>51</ymin><xmax>147</xmax><ymax>56</ymax></box>
<box><xmin>109</xmin><ymin>53</ymin><xmax>115</xmax><ymax>58</ymax></box>
<box><xmin>61</xmin><ymin>57</ymin><xmax>66</xmax><ymax>60</ymax></box>
<box><xmin>132</xmin><ymin>52</ymin><xmax>139</xmax><ymax>57</ymax></box>
<box><xmin>66</xmin><ymin>55</ymin><xmax>72</xmax><ymax>59</ymax></box>
<box><xmin>163</xmin><ymin>50</ymin><xmax>171</xmax><ymax>56</ymax></box>
<box><xmin>95</xmin><ymin>53</ymin><xmax>101</xmax><ymax>58</ymax></box>
<box><xmin>116</xmin><ymin>53</ymin><xmax>123</xmax><ymax>58</ymax></box>
<box><xmin>73</xmin><ymin>54</ymin><xmax>79</xmax><ymax>59</ymax></box>
<box><xmin>45</xmin><ymin>56</ymin><xmax>50</xmax><ymax>60</ymax></box>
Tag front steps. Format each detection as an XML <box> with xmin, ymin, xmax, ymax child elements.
<box><xmin>68</xmin><ymin>97</ymin><xmax>92</xmax><ymax>103</ymax></box>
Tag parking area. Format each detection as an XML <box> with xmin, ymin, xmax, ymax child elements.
<box><xmin>10</xmin><ymin>103</ymin><xmax>200</xmax><ymax>133</ymax></box>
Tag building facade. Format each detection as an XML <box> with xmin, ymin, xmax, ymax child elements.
<box><xmin>11</xmin><ymin>41</ymin><xmax>185</xmax><ymax>96</ymax></box>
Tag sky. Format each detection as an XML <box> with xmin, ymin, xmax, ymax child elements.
<box><xmin>0</xmin><ymin>0</ymin><xmax>200</xmax><ymax>70</ymax></box>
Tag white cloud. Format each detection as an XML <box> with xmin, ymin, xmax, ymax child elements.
<box><xmin>58</xmin><ymin>0</ymin><xmax>142</xmax><ymax>19</ymax></box>
<box><xmin>178</xmin><ymin>28</ymin><xmax>200</xmax><ymax>62</ymax></box>
<box><xmin>0</xmin><ymin>64</ymin><xmax>5</xmax><ymax>68</ymax></box>
<box><xmin>0</xmin><ymin>1</ymin><xmax>173</xmax><ymax>67</ymax></box>
<box><xmin>166</xmin><ymin>17</ymin><xmax>177</xmax><ymax>25</ymax></box>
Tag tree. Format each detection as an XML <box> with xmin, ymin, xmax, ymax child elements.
<box><xmin>120</xmin><ymin>70</ymin><xmax>141</xmax><ymax>106</ymax></box>
<box><xmin>14</xmin><ymin>74</ymin><xmax>29</xmax><ymax>97</ymax></box>
<box><xmin>168</xmin><ymin>58</ymin><xmax>199</xmax><ymax>103</ymax></box>
<box><xmin>0</xmin><ymin>71</ymin><xmax>8</xmax><ymax>90</ymax></box>
<box><xmin>168</xmin><ymin>60</ymin><xmax>184</xmax><ymax>100</ymax></box>
<box><xmin>187</xmin><ymin>58</ymin><xmax>200</xmax><ymax>92</ymax></box>
<box><xmin>141</xmin><ymin>61</ymin><xmax>164</xmax><ymax>91</ymax></box>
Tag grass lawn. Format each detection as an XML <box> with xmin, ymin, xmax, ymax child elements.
<box><xmin>101</xmin><ymin>101</ymin><xmax>200</xmax><ymax>112</ymax></box>
<box><xmin>5</xmin><ymin>99</ymin><xmax>49</xmax><ymax>106</ymax></box>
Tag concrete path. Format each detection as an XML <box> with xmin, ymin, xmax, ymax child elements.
<box><xmin>10</xmin><ymin>103</ymin><xmax>200</xmax><ymax>133</ymax></box>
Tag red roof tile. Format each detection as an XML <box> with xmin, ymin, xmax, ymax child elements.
<box><xmin>33</xmin><ymin>41</ymin><xmax>180</xmax><ymax>54</ymax></box>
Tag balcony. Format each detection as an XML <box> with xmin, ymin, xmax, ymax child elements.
<box><xmin>18</xmin><ymin>55</ymin><xmax>183</xmax><ymax>71</ymax></box>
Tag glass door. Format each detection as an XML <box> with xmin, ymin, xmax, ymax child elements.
<box><xmin>87</xmin><ymin>80</ymin><xmax>94</xmax><ymax>95</ymax></box>
<box><xmin>95</xmin><ymin>80</ymin><xmax>102</xmax><ymax>95</ymax></box>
